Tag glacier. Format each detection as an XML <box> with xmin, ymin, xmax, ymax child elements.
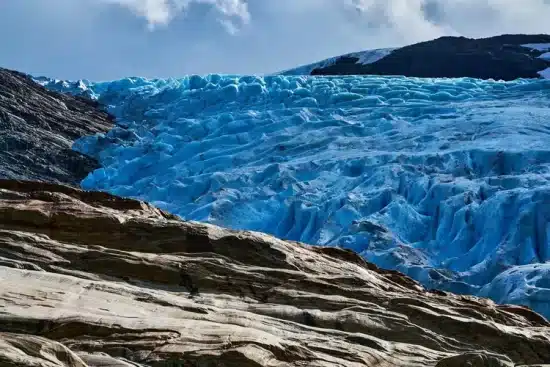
<box><xmin>39</xmin><ymin>74</ymin><xmax>550</xmax><ymax>317</ymax></box>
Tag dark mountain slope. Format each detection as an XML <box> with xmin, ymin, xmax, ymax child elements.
<box><xmin>0</xmin><ymin>68</ymin><xmax>113</xmax><ymax>186</ymax></box>
<box><xmin>298</xmin><ymin>34</ymin><xmax>550</xmax><ymax>80</ymax></box>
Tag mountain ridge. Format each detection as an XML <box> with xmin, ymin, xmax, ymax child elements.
<box><xmin>279</xmin><ymin>34</ymin><xmax>550</xmax><ymax>80</ymax></box>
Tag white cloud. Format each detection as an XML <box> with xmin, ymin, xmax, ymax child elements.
<box><xmin>345</xmin><ymin>0</ymin><xmax>550</xmax><ymax>39</ymax></box>
<box><xmin>242</xmin><ymin>0</ymin><xmax>550</xmax><ymax>74</ymax></box>
<box><xmin>97</xmin><ymin>0</ymin><xmax>550</xmax><ymax>39</ymax></box>
<box><xmin>5</xmin><ymin>0</ymin><xmax>548</xmax><ymax>79</ymax></box>
<box><xmin>100</xmin><ymin>0</ymin><xmax>249</xmax><ymax>31</ymax></box>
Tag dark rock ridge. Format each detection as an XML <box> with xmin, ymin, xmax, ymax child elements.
<box><xmin>0</xmin><ymin>68</ymin><xmax>113</xmax><ymax>186</ymax></box>
<box><xmin>286</xmin><ymin>34</ymin><xmax>550</xmax><ymax>80</ymax></box>
<box><xmin>0</xmin><ymin>179</ymin><xmax>549</xmax><ymax>366</ymax></box>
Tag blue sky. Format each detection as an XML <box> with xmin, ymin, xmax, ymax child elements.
<box><xmin>1</xmin><ymin>0</ymin><xmax>550</xmax><ymax>80</ymax></box>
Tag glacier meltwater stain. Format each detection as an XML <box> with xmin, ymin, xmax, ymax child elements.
<box><xmin>40</xmin><ymin>74</ymin><xmax>550</xmax><ymax>317</ymax></box>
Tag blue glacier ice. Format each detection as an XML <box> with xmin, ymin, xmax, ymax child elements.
<box><xmin>39</xmin><ymin>74</ymin><xmax>550</xmax><ymax>318</ymax></box>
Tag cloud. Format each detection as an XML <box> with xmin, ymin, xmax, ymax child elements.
<box><xmin>96</xmin><ymin>0</ymin><xmax>550</xmax><ymax>40</ymax></box>
<box><xmin>1</xmin><ymin>0</ymin><xmax>549</xmax><ymax>80</ymax></box>
<box><xmin>345</xmin><ymin>0</ymin><xmax>550</xmax><ymax>39</ymax></box>
<box><xmin>100</xmin><ymin>0</ymin><xmax>249</xmax><ymax>31</ymax></box>
<box><xmin>241</xmin><ymin>0</ymin><xmax>550</xmax><ymax>74</ymax></box>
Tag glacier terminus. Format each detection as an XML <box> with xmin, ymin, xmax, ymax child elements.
<box><xmin>40</xmin><ymin>72</ymin><xmax>550</xmax><ymax>319</ymax></box>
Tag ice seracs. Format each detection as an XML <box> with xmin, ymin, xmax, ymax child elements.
<box><xmin>479</xmin><ymin>263</ymin><xmax>550</xmax><ymax>318</ymax></box>
<box><xmin>41</xmin><ymin>74</ymin><xmax>550</xmax><ymax>319</ymax></box>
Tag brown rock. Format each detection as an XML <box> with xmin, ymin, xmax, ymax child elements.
<box><xmin>0</xmin><ymin>179</ymin><xmax>549</xmax><ymax>366</ymax></box>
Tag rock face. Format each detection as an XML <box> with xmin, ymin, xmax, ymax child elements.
<box><xmin>0</xmin><ymin>68</ymin><xmax>113</xmax><ymax>186</ymax></box>
<box><xmin>282</xmin><ymin>34</ymin><xmax>550</xmax><ymax>80</ymax></box>
<box><xmin>0</xmin><ymin>179</ymin><xmax>549</xmax><ymax>367</ymax></box>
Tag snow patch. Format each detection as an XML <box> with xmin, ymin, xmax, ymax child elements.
<box><xmin>519</xmin><ymin>44</ymin><xmax>550</xmax><ymax>79</ymax></box>
<box><xmin>521</xmin><ymin>43</ymin><xmax>550</xmax><ymax>52</ymax></box>
<box><xmin>538</xmin><ymin>67</ymin><xmax>550</xmax><ymax>79</ymax></box>
<box><xmin>277</xmin><ymin>48</ymin><xmax>395</xmax><ymax>75</ymax></box>
<box><xmin>348</xmin><ymin>48</ymin><xmax>395</xmax><ymax>65</ymax></box>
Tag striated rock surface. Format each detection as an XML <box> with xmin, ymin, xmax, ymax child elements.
<box><xmin>0</xmin><ymin>68</ymin><xmax>113</xmax><ymax>186</ymax></box>
<box><xmin>0</xmin><ymin>179</ymin><xmax>549</xmax><ymax>366</ymax></box>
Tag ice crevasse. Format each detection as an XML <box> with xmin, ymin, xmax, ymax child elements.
<box><xmin>40</xmin><ymin>74</ymin><xmax>550</xmax><ymax>317</ymax></box>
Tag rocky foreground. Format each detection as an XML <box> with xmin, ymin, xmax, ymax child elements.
<box><xmin>0</xmin><ymin>68</ymin><xmax>113</xmax><ymax>186</ymax></box>
<box><xmin>0</xmin><ymin>179</ymin><xmax>549</xmax><ymax>367</ymax></box>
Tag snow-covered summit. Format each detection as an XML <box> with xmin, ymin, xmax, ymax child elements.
<box><xmin>279</xmin><ymin>34</ymin><xmax>550</xmax><ymax>80</ymax></box>
<box><xmin>278</xmin><ymin>48</ymin><xmax>395</xmax><ymax>76</ymax></box>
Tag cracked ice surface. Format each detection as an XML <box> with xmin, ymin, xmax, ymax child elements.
<box><xmin>42</xmin><ymin>74</ymin><xmax>550</xmax><ymax>317</ymax></box>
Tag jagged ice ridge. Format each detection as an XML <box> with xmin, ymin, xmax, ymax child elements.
<box><xmin>40</xmin><ymin>74</ymin><xmax>550</xmax><ymax>318</ymax></box>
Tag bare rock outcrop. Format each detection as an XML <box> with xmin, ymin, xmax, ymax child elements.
<box><xmin>0</xmin><ymin>68</ymin><xmax>113</xmax><ymax>186</ymax></box>
<box><xmin>0</xmin><ymin>179</ymin><xmax>549</xmax><ymax>366</ymax></box>
<box><xmin>283</xmin><ymin>34</ymin><xmax>550</xmax><ymax>80</ymax></box>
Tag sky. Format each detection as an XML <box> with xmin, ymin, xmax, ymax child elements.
<box><xmin>1</xmin><ymin>0</ymin><xmax>550</xmax><ymax>80</ymax></box>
